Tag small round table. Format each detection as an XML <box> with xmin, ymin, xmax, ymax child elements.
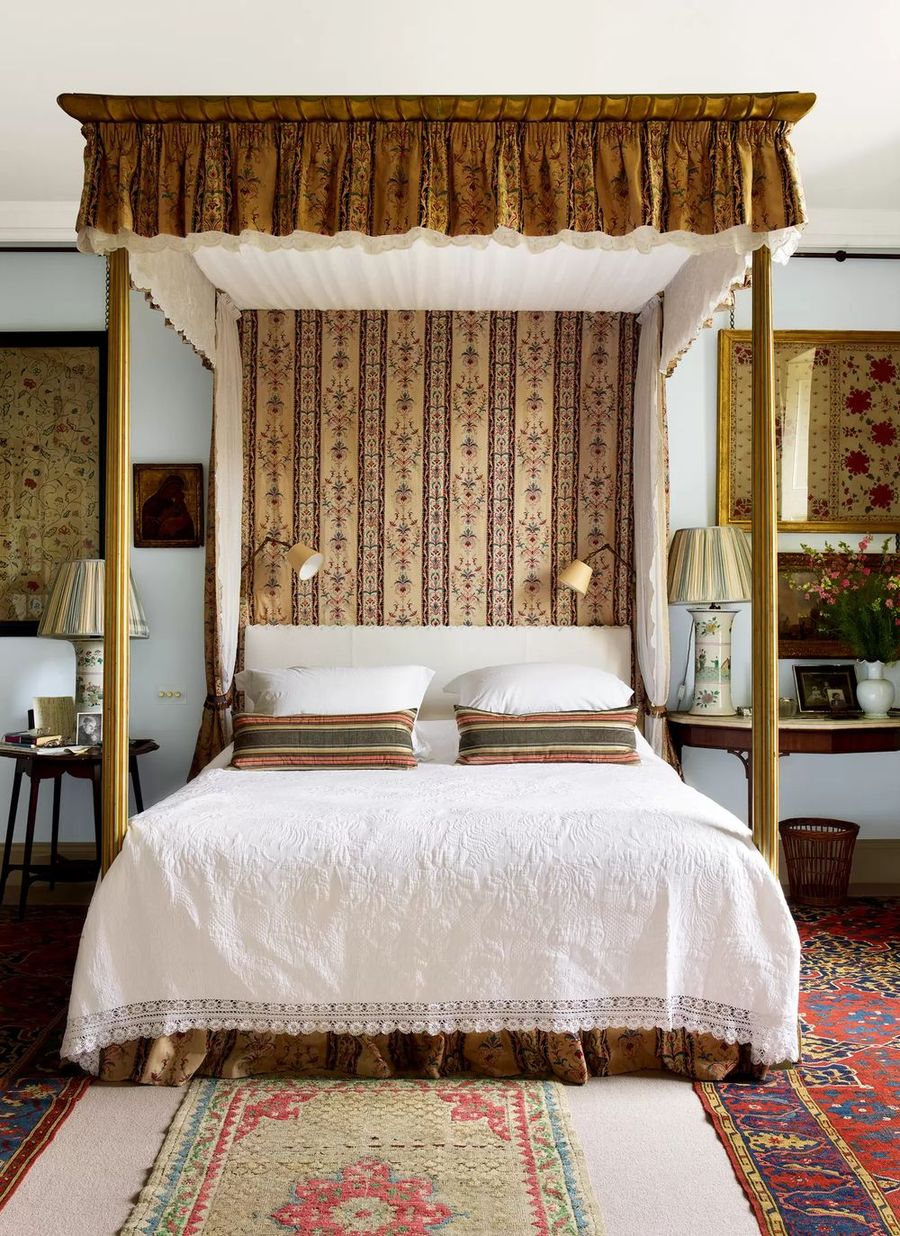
<box><xmin>0</xmin><ymin>739</ymin><xmax>158</xmax><ymax>918</ymax></box>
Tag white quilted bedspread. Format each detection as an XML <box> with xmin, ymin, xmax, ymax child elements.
<box><xmin>63</xmin><ymin>739</ymin><xmax>800</xmax><ymax>1070</ymax></box>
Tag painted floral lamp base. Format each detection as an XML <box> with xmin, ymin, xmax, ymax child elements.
<box><xmin>73</xmin><ymin>638</ymin><xmax>104</xmax><ymax>711</ymax></box>
<box><xmin>689</xmin><ymin>607</ymin><xmax>737</xmax><ymax>716</ymax></box>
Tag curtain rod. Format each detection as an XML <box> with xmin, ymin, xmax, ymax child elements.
<box><xmin>0</xmin><ymin>245</ymin><xmax>78</xmax><ymax>253</ymax></box>
<box><xmin>794</xmin><ymin>250</ymin><xmax>900</xmax><ymax>261</ymax></box>
<box><xmin>3</xmin><ymin>245</ymin><xmax>895</xmax><ymax>261</ymax></box>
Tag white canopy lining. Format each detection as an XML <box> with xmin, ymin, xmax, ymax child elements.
<box><xmin>194</xmin><ymin>240</ymin><xmax>691</xmax><ymax>314</ymax></box>
<box><xmin>118</xmin><ymin>221</ymin><xmax>801</xmax><ymax>367</ymax></box>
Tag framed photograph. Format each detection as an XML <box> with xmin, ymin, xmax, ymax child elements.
<box><xmin>0</xmin><ymin>331</ymin><xmax>107</xmax><ymax>635</ymax></box>
<box><xmin>792</xmin><ymin>664</ymin><xmax>860</xmax><ymax>715</ymax></box>
<box><xmin>717</xmin><ymin>330</ymin><xmax>900</xmax><ymax>532</ymax></box>
<box><xmin>133</xmin><ymin>463</ymin><xmax>204</xmax><ymax>548</ymax></box>
<box><xmin>75</xmin><ymin>711</ymin><xmax>103</xmax><ymax>747</ymax></box>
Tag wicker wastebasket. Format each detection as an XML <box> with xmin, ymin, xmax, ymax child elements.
<box><xmin>779</xmin><ymin>818</ymin><xmax>859</xmax><ymax>907</ymax></box>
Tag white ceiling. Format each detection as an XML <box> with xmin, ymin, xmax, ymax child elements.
<box><xmin>2</xmin><ymin>0</ymin><xmax>898</xmax><ymax>247</ymax></box>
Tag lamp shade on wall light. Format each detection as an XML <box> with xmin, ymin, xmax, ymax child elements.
<box><xmin>667</xmin><ymin>527</ymin><xmax>752</xmax><ymax>717</ymax></box>
<box><xmin>37</xmin><ymin>559</ymin><xmax>149</xmax><ymax>712</ymax></box>
<box><xmin>284</xmin><ymin>541</ymin><xmax>324</xmax><ymax>580</ymax></box>
<box><xmin>558</xmin><ymin>559</ymin><xmax>594</xmax><ymax>596</ymax></box>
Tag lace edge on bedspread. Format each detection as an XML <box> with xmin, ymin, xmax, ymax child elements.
<box><xmin>62</xmin><ymin>995</ymin><xmax>799</xmax><ymax>1073</ymax></box>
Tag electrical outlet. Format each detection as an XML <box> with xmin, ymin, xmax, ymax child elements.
<box><xmin>157</xmin><ymin>688</ymin><xmax>187</xmax><ymax>704</ymax></box>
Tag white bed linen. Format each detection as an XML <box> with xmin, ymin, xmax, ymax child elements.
<box><xmin>62</xmin><ymin>726</ymin><xmax>800</xmax><ymax>1071</ymax></box>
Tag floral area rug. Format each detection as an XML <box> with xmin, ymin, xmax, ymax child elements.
<box><xmin>121</xmin><ymin>1075</ymin><xmax>603</xmax><ymax>1235</ymax></box>
<box><xmin>0</xmin><ymin>905</ymin><xmax>90</xmax><ymax>1209</ymax></box>
<box><xmin>697</xmin><ymin>898</ymin><xmax>900</xmax><ymax>1235</ymax></box>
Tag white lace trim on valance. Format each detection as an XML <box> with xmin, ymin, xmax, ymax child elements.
<box><xmin>129</xmin><ymin>248</ymin><xmax>218</xmax><ymax>366</ymax></box>
<box><xmin>80</xmin><ymin>222</ymin><xmax>803</xmax><ymax>262</ymax></box>
<box><xmin>61</xmin><ymin>993</ymin><xmax>800</xmax><ymax>1075</ymax></box>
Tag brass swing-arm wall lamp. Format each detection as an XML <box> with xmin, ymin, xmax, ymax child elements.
<box><xmin>243</xmin><ymin>536</ymin><xmax>324</xmax><ymax>586</ymax></box>
<box><xmin>558</xmin><ymin>542</ymin><xmax>629</xmax><ymax>596</ymax></box>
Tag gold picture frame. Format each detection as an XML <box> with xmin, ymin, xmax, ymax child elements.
<box><xmin>717</xmin><ymin>329</ymin><xmax>900</xmax><ymax>533</ymax></box>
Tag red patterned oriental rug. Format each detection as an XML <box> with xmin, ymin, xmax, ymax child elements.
<box><xmin>0</xmin><ymin>906</ymin><xmax>90</xmax><ymax>1209</ymax></box>
<box><xmin>121</xmin><ymin>1076</ymin><xmax>603</xmax><ymax>1235</ymax></box>
<box><xmin>697</xmin><ymin>898</ymin><xmax>900</xmax><ymax>1235</ymax></box>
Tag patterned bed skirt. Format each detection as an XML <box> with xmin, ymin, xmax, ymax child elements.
<box><xmin>96</xmin><ymin>1026</ymin><xmax>765</xmax><ymax>1086</ymax></box>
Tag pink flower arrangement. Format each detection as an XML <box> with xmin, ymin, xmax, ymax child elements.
<box><xmin>797</xmin><ymin>537</ymin><xmax>900</xmax><ymax>663</ymax></box>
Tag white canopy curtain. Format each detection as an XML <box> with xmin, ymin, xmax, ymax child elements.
<box><xmin>57</xmin><ymin>91</ymin><xmax>815</xmax><ymax>872</ymax></box>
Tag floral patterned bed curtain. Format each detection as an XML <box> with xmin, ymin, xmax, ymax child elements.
<box><xmin>69</xmin><ymin>95</ymin><xmax>808</xmax><ymax>245</ymax></box>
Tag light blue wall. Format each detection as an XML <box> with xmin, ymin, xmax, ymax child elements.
<box><xmin>667</xmin><ymin>257</ymin><xmax>900</xmax><ymax>839</ymax></box>
<box><xmin>0</xmin><ymin>251</ymin><xmax>212</xmax><ymax>843</ymax></box>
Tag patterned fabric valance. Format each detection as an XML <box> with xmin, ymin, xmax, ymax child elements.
<box><xmin>64</xmin><ymin>95</ymin><xmax>811</xmax><ymax>246</ymax></box>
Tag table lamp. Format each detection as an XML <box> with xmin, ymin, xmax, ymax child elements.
<box><xmin>37</xmin><ymin>559</ymin><xmax>149</xmax><ymax>712</ymax></box>
<box><xmin>667</xmin><ymin>527</ymin><xmax>752</xmax><ymax>716</ymax></box>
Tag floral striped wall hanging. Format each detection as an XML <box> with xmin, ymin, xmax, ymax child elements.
<box><xmin>240</xmin><ymin>310</ymin><xmax>637</xmax><ymax>628</ymax></box>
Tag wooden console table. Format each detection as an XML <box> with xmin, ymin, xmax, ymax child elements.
<box><xmin>0</xmin><ymin>739</ymin><xmax>158</xmax><ymax>917</ymax></box>
<box><xmin>669</xmin><ymin>712</ymin><xmax>900</xmax><ymax>827</ymax></box>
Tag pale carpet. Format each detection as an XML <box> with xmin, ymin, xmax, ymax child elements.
<box><xmin>0</xmin><ymin>1073</ymin><xmax>757</xmax><ymax>1236</ymax></box>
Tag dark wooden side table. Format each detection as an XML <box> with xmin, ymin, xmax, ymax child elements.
<box><xmin>0</xmin><ymin>739</ymin><xmax>159</xmax><ymax>918</ymax></box>
<box><xmin>668</xmin><ymin>712</ymin><xmax>900</xmax><ymax>828</ymax></box>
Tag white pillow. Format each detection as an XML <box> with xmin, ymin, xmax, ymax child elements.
<box><xmin>234</xmin><ymin>664</ymin><xmax>435</xmax><ymax>756</ymax></box>
<box><xmin>443</xmin><ymin>662</ymin><xmax>633</xmax><ymax>714</ymax></box>
<box><xmin>414</xmin><ymin>719</ymin><xmax>460</xmax><ymax>765</ymax></box>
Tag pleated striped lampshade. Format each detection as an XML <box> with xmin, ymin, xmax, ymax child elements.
<box><xmin>667</xmin><ymin>527</ymin><xmax>752</xmax><ymax>605</ymax></box>
<box><xmin>37</xmin><ymin>559</ymin><xmax>149</xmax><ymax>639</ymax></box>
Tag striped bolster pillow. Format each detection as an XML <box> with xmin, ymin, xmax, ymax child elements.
<box><xmin>231</xmin><ymin>710</ymin><xmax>417</xmax><ymax>770</ymax></box>
<box><xmin>455</xmin><ymin>706</ymin><xmax>640</xmax><ymax>765</ymax></box>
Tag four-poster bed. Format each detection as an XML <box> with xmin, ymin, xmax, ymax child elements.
<box><xmin>56</xmin><ymin>91</ymin><xmax>814</xmax><ymax>1082</ymax></box>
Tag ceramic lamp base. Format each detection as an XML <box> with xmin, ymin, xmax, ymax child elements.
<box><xmin>73</xmin><ymin>638</ymin><xmax>104</xmax><ymax>712</ymax></box>
<box><xmin>689</xmin><ymin>607</ymin><xmax>737</xmax><ymax>716</ymax></box>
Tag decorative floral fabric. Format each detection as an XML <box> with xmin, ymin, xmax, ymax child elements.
<box><xmin>241</xmin><ymin>309</ymin><xmax>635</xmax><ymax>630</ymax></box>
<box><xmin>188</xmin><ymin>444</ymin><xmax>230</xmax><ymax>779</ymax></box>
<box><xmin>722</xmin><ymin>334</ymin><xmax>900</xmax><ymax>529</ymax></box>
<box><xmin>97</xmin><ymin>1026</ymin><xmax>763</xmax><ymax>1086</ymax></box>
<box><xmin>0</xmin><ymin>345</ymin><xmax>102</xmax><ymax>624</ymax></box>
<box><xmin>76</xmin><ymin>118</ymin><xmax>805</xmax><ymax>243</ymax></box>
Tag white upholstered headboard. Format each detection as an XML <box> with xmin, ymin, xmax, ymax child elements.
<box><xmin>243</xmin><ymin>625</ymin><xmax>632</xmax><ymax>719</ymax></box>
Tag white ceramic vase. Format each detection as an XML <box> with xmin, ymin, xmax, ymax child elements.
<box><xmin>856</xmin><ymin>660</ymin><xmax>894</xmax><ymax>719</ymax></box>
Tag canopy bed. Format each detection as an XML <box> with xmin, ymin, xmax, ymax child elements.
<box><xmin>56</xmin><ymin>91</ymin><xmax>814</xmax><ymax>1083</ymax></box>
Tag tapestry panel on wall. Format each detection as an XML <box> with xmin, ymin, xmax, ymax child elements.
<box><xmin>241</xmin><ymin>310</ymin><xmax>636</xmax><ymax>628</ymax></box>
<box><xmin>0</xmin><ymin>333</ymin><xmax>106</xmax><ymax>633</ymax></box>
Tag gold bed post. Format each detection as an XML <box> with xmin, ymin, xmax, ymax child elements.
<box><xmin>102</xmin><ymin>249</ymin><xmax>132</xmax><ymax>874</ymax></box>
<box><xmin>750</xmin><ymin>245</ymin><xmax>779</xmax><ymax>873</ymax></box>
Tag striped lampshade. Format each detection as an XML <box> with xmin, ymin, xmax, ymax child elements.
<box><xmin>667</xmin><ymin>527</ymin><xmax>752</xmax><ymax>605</ymax></box>
<box><xmin>37</xmin><ymin>559</ymin><xmax>149</xmax><ymax>639</ymax></box>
